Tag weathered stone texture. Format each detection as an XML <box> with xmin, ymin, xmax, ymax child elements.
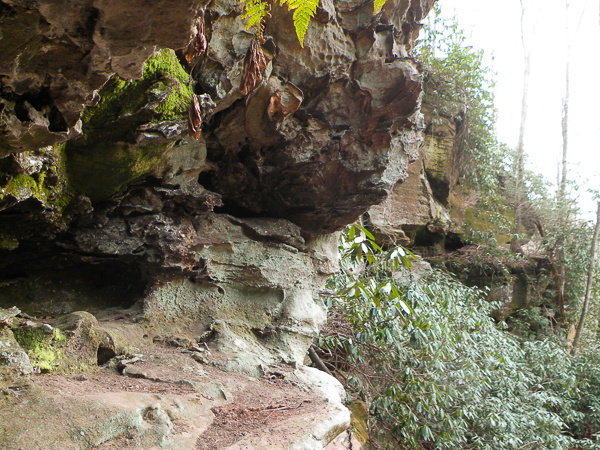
<box><xmin>368</xmin><ymin>113</ymin><xmax>455</xmax><ymax>249</ymax></box>
<box><xmin>0</xmin><ymin>0</ymin><xmax>206</xmax><ymax>154</ymax></box>
<box><xmin>0</xmin><ymin>1</ymin><xmax>437</xmax><ymax>445</ymax></box>
<box><xmin>0</xmin><ymin>0</ymin><xmax>434</xmax><ymax>379</ymax></box>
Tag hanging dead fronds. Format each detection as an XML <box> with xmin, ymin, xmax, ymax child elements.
<box><xmin>183</xmin><ymin>16</ymin><xmax>207</xmax><ymax>63</ymax></box>
<box><xmin>188</xmin><ymin>94</ymin><xmax>202</xmax><ymax>139</ymax></box>
<box><xmin>239</xmin><ymin>37</ymin><xmax>267</xmax><ymax>96</ymax></box>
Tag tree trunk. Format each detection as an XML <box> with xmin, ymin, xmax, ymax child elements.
<box><xmin>559</xmin><ymin>0</ymin><xmax>571</xmax><ymax>200</ymax></box>
<box><xmin>554</xmin><ymin>0</ymin><xmax>573</xmax><ymax>319</ymax></box>
<box><xmin>512</xmin><ymin>0</ymin><xmax>531</xmax><ymax>251</ymax></box>
<box><xmin>559</xmin><ymin>61</ymin><xmax>569</xmax><ymax>198</ymax></box>
<box><xmin>571</xmin><ymin>201</ymin><xmax>600</xmax><ymax>354</ymax></box>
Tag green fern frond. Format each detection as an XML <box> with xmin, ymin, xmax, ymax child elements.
<box><xmin>242</xmin><ymin>0</ymin><xmax>269</xmax><ymax>32</ymax></box>
<box><xmin>373</xmin><ymin>0</ymin><xmax>387</xmax><ymax>15</ymax></box>
<box><xmin>281</xmin><ymin>0</ymin><xmax>319</xmax><ymax>47</ymax></box>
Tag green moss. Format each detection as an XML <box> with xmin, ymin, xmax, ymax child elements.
<box><xmin>67</xmin><ymin>142</ymin><xmax>173</xmax><ymax>200</ymax></box>
<box><xmin>0</xmin><ymin>146</ymin><xmax>73</xmax><ymax>215</ymax></box>
<box><xmin>2</xmin><ymin>173</ymin><xmax>39</xmax><ymax>197</ymax></box>
<box><xmin>81</xmin><ymin>49</ymin><xmax>192</xmax><ymax>143</ymax></box>
<box><xmin>66</xmin><ymin>49</ymin><xmax>192</xmax><ymax>200</ymax></box>
<box><xmin>53</xmin><ymin>328</ymin><xmax>67</xmax><ymax>342</ymax></box>
<box><xmin>12</xmin><ymin>327</ymin><xmax>64</xmax><ymax>373</ymax></box>
<box><xmin>0</xmin><ymin>171</ymin><xmax>72</xmax><ymax>210</ymax></box>
<box><xmin>12</xmin><ymin>326</ymin><xmax>96</xmax><ymax>374</ymax></box>
<box><xmin>0</xmin><ymin>238</ymin><xmax>19</xmax><ymax>250</ymax></box>
<box><xmin>348</xmin><ymin>400</ymin><xmax>369</xmax><ymax>445</ymax></box>
<box><xmin>463</xmin><ymin>206</ymin><xmax>513</xmax><ymax>245</ymax></box>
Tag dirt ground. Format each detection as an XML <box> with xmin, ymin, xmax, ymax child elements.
<box><xmin>2</xmin><ymin>341</ymin><xmax>348</xmax><ymax>449</ymax></box>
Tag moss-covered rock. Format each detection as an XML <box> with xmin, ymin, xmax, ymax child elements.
<box><xmin>0</xmin><ymin>172</ymin><xmax>71</xmax><ymax>208</ymax></box>
<box><xmin>81</xmin><ymin>49</ymin><xmax>192</xmax><ymax>142</ymax></box>
<box><xmin>0</xmin><ymin>146</ymin><xmax>72</xmax><ymax>207</ymax></box>
<box><xmin>67</xmin><ymin>141</ymin><xmax>175</xmax><ymax>200</ymax></box>
<box><xmin>12</xmin><ymin>312</ymin><xmax>116</xmax><ymax>373</ymax></box>
<box><xmin>348</xmin><ymin>399</ymin><xmax>369</xmax><ymax>446</ymax></box>
<box><xmin>12</xmin><ymin>326</ymin><xmax>66</xmax><ymax>373</ymax></box>
<box><xmin>0</xmin><ymin>146</ymin><xmax>74</xmax><ymax>245</ymax></box>
<box><xmin>65</xmin><ymin>49</ymin><xmax>195</xmax><ymax>201</ymax></box>
<box><xmin>0</xmin><ymin>238</ymin><xmax>19</xmax><ymax>251</ymax></box>
<box><xmin>0</xmin><ymin>327</ymin><xmax>33</xmax><ymax>381</ymax></box>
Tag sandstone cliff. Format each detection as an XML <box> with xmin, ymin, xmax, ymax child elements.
<box><xmin>0</xmin><ymin>0</ymin><xmax>434</xmax><ymax>447</ymax></box>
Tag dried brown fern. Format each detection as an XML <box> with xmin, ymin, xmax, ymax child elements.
<box><xmin>188</xmin><ymin>94</ymin><xmax>202</xmax><ymax>139</ymax></box>
<box><xmin>183</xmin><ymin>16</ymin><xmax>207</xmax><ymax>63</ymax></box>
<box><xmin>239</xmin><ymin>37</ymin><xmax>267</xmax><ymax>96</ymax></box>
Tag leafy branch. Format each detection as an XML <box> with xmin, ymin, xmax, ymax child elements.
<box><xmin>317</xmin><ymin>225</ymin><xmax>600</xmax><ymax>448</ymax></box>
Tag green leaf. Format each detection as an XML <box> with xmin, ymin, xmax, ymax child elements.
<box><xmin>348</xmin><ymin>225</ymin><xmax>356</xmax><ymax>241</ymax></box>
<box><xmin>281</xmin><ymin>0</ymin><xmax>320</xmax><ymax>47</ymax></box>
<box><xmin>353</xmin><ymin>235</ymin><xmax>365</xmax><ymax>244</ymax></box>
<box><xmin>373</xmin><ymin>0</ymin><xmax>387</xmax><ymax>15</ymax></box>
<box><xmin>241</xmin><ymin>0</ymin><xmax>269</xmax><ymax>31</ymax></box>
<box><xmin>398</xmin><ymin>300</ymin><xmax>412</xmax><ymax>315</ymax></box>
<box><xmin>357</xmin><ymin>225</ymin><xmax>375</xmax><ymax>241</ymax></box>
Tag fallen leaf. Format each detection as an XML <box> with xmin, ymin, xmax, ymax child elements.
<box><xmin>183</xmin><ymin>17</ymin><xmax>207</xmax><ymax>63</ymax></box>
<box><xmin>240</xmin><ymin>37</ymin><xmax>267</xmax><ymax>96</ymax></box>
<box><xmin>188</xmin><ymin>94</ymin><xmax>202</xmax><ymax>139</ymax></box>
<box><xmin>267</xmin><ymin>94</ymin><xmax>281</xmax><ymax>121</ymax></box>
<box><xmin>267</xmin><ymin>88</ymin><xmax>302</xmax><ymax>121</ymax></box>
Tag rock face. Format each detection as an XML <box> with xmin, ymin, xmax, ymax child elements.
<box><xmin>0</xmin><ymin>0</ymin><xmax>205</xmax><ymax>154</ymax></box>
<box><xmin>367</xmin><ymin>83</ymin><xmax>545</xmax><ymax>316</ymax></box>
<box><xmin>1</xmin><ymin>0</ymin><xmax>434</xmax><ymax>370</ymax></box>
<box><xmin>0</xmin><ymin>343</ymin><xmax>351</xmax><ymax>449</ymax></box>
<box><xmin>368</xmin><ymin>102</ymin><xmax>459</xmax><ymax>252</ymax></box>
<box><xmin>0</xmin><ymin>307</ymin><xmax>33</xmax><ymax>379</ymax></box>
<box><xmin>0</xmin><ymin>1</ymin><xmax>437</xmax><ymax>445</ymax></box>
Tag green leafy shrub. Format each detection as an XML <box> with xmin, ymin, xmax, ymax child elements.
<box><xmin>320</xmin><ymin>226</ymin><xmax>600</xmax><ymax>448</ymax></box>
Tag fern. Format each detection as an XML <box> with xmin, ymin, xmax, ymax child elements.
<box><xmin>241</xmin><ymin>0</ymin><xmax>389</xmax><ymax>47</ymax></box>
<box><xmin>240</xmin><ymin>0</ymin><xmax>319</xmax><ymax>47</ymax></box>
<box><xmin>373</xmin><ymin>0</ymin><xmax>387</xmax><ymax>14</ymax></box>
<box><xmin>280</xmin><ymin>0</ymin><xmax>319</xmax><ymax>47</ymax></box>
<box><xmin>242</xmin><ymin>0</ymin><xmax>269</xmax><ymax>34</ymax></box>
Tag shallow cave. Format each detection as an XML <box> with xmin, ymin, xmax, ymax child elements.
<box><xmin>96</xmin><ymin>345</ymin><xmax>117</xmax><ymax>365</ymax></box>
<box><xmin>410</xmin><ymin>226</ymin><xmax>446</xmax><ymax>256</ymax></box>
<box><xmin>425</xmin><ymin>170</ymin><xmax>451</xmax><ymax>206</ymax></box>
<box><xmin>444</xmin><ymin>232</ymin><xmax>464</xmax><ymax>252</ymax></box>
<box><xmin>0</xmin><ymin>252</ymin><xmax>148</xmax><ymax>318</ymax></box>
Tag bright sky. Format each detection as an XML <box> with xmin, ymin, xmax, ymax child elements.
<box><xmin>438</xmin><ymin>0</ymin><xmax>600</xmax><ymax>218</ymax></box>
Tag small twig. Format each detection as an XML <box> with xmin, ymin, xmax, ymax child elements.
<box><xmin>323</xmin><ymin>360</ymin><xmax>336</xmax><ymax>371</ymax></box>
<box><xmin>309</xmin><ymin>345</ymin><xmax>333</xmax><ymax>376</ymax></box>
<box><xmin>260</xmin><ymin>401</ymin><xmax>304</xmax><ymax>413</ymax></box>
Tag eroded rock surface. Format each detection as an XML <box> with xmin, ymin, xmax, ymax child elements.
<box><xmin>368</xmin><ymin>102</ymin><xmax>458</xmax><ymax>251</ymax></box>
<box><xmin>1</xmin><ymin>0</ymin><xmax>433</xmax><ymax>364</ymax></box>
<box><xmin>0</xmin><ymin>307</ymin><xmax>33</xmax><ymax>379</ymax></box>
<box><xmin>0</xmin><ymin>0</ymin><xmax>205</xmax><ymax>154</ymax></box>
<box><xmin>1</xmin><ymin>0</ymin><xmax>434</xmax><ymax>445</ymax></box>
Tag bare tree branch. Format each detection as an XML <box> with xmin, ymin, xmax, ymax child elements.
<box><xmin>571</xmin><ymin>201</ymin><xmax>600</xmax><ymax>353</ymax></box>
